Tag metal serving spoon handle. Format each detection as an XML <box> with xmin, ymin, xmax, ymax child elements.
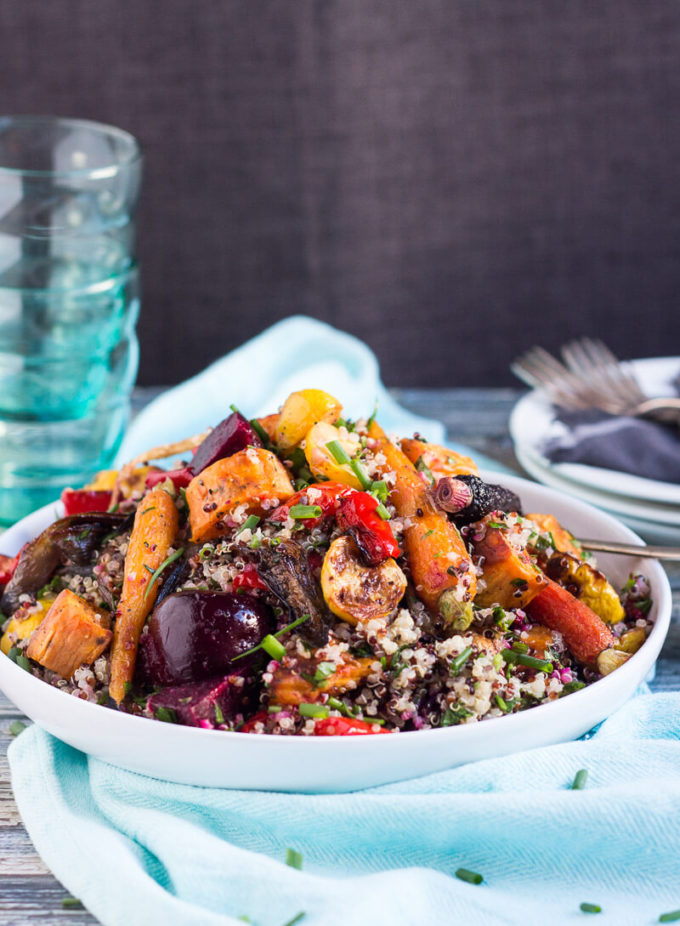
<box><xmin>578</xmin><ymin>538</ymin><xmax>680</xmax><ymax>561</ymax></box>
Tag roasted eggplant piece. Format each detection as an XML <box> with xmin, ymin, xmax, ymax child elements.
<box><xmin>1</xmin><ymin>512</ymin><xmax>128</xmax><ymax>615</ymax></box>
<box><xmin>256</xmin><ymin>539</ymin><xmax>331</xmax><ymax>645</ymax></box>
<box><xmin>433</xmin><ymin>475</ymin><xmax>522</xmax><ymax>526</ymax></box>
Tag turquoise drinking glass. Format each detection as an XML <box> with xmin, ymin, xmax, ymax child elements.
<box><xmin>0</xmin><ymin>116</ymin><xmax>142</xmax><ymax>524</ymax></box>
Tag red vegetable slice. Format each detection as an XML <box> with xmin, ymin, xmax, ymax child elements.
<box><xmin>232</xmin><ymin>564</ymin><xmax>268</xmax><ymax>593</ymax></box>
<box><xmin>313</xmin><ymin>717</ymin><xmax>391</xmax><ymax>736</ymax></box>
<box><xmin>336</xmin><ymin>492</ymin><xmax>401</xmax><ymax>564</ymax></box>
<box><xmin>269</xmin><ymin>481</ymin><xmax>354</xmax><ymax>526</ymax></box>
<box><xmin>61</xmin><ymin>489</ymin><xmax>113</xmax><ymax>516</ymax></box>
<box><xmin>145</xmin><ymin>466</ymin><xmax>194</xmax><ymax>491</ymax></box>
<box><xmin>0</xmin><ymin>551</ymin><xmax>21</xmax><ymax>586</ymax></box>
<box><xmin>240</xmin><ymin>710</ymin><xmax>268</xmax><ymax>733</ymax></box>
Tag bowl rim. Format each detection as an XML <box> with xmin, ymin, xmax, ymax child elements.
<box><xmin>0</xmin><ymin>470</ymin><xmax>672</xmax><ymax>749</ymax></box>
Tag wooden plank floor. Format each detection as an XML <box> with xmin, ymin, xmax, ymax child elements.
<box><xmin>0</xmin><ymin>387</ymin><xmax>678</xmax><ymax>924</ymax></box>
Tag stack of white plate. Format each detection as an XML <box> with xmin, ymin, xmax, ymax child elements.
<box><xmin>509</xmin><ymin>357</ymin><xmax>680</xmax><ymax>543</ymax></box>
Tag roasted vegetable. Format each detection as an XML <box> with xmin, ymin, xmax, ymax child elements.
<box><xmin>336</xmin><ymin>492</ymin><xmax>401</xmax><ymax>565</ymax></box>
<box><xmin>270</xmin><ymin>481</ymin><xmax>354</xmax><ymax>527</ymax></box>
<box><xmin>400</xmin><ymin>438</ymin><xmax>479</xmax><ymax>479</ymax></box>
<box><xmin>0</xmin><ymin>593</ymin><xmax>57</xmax><ymax>655</ymax></box>
<box><xmin>61</xmin><ymin>489</ymin><xmax>113</xmax><ymax>516</ymax></box>
<box><xmin>303</xmin><ymin>421</ymin><xmax>364</xmax><ymax>488</ymax></box>
<box><xmin>191</xmin><ymin>411</ymin><xmax>262</xmax><ymax>475</ymax></box>
<box><xmin>1</xmin><ymin>512</ymin><xmax>128</xmax><ymax>615</ymax></box>
<box><xmin>615</xmin><ymin>626</ymin><xmax>646</xmax><ymax>654</ymax></box>
<box><xmin>257</xmin><ymin>539</ymin><xmax>331</xmax><ymax>645</ymax></box>
<box><xmin>525</xmin><ymin>513</ymin><xmax>580</xmax><ymax>557</ymax></box>
<box><xmin>544</xmin><ymin>552</ymin><xmax>625</xmax><ymax>624</ymax></box>
<box><xmin>596</xmin><ymin>648</ymin><xmax>632</xmax><ymax>675</ymax></box>
<box><xmin>0</xmin><ymin>551</ymin><xmax>20</xmax><ymax>587</ymax></box>
<box><xmin>254</xmin><ymin>413</ymin><xmax>279</xmax><ymax>444</ymax></box>
<box><xmin>321</xmin><ymin>535</ymin><xmax>407</xmax><ymax>624</ymax></box>
<box><xmin>139</xmin><ymin>591</ymin><xmax>274</xmax><ymax>686</ymax></box>
<box><xmin>25</xmin><ymin>589</ymin><xmax>112</xmax><ymax>679</ymax></box>
<box><xmin>276</xmin><ymin>389</ymin><xmax>342</xmax><ymax>451</ymax></box>
<box><xmin>433</xmin><ymin>475</ymin><xmax>522</xmax><ymax>526</ymax></box>
<box><xmin>109</xmin><ymin>487</ymin><xmax>179</xmax><ymax>704</ymax></box>
<box><xmin>269</xmin><ymin>653</ymin><xmax>375</xmax><ymax>705</ymax></box>
<box><xmin>472</xmin><ymin>519</ymin><xmax>548</xmax><ymax>610</ymax></box>
<box><xmin>313</xmin><ymin>717</ymin><xmax>390</xmax><ymax>735</ymax></box>
<box><xmin>145</xmin><ymin>467</ymin><xmax>194</xmax><ymax>491</ymax></box>
<box><xmin>186</xmin><ymin>448</ymin><xmax>294</xmax><ymax>542</ymax></box>
<box><xmin>367</xmin><ymin>422</ymin><xmax>477</xmax><ymax>627</ymax></box>
<box><xmin>526</xmin><ymin>579</ymin><xmax>614</xmax><ymax>665</ymax></box>
<box><xmin>146</xmin><ymin>671</ymin><xmax>258</xmax><ymax>728</ymax></box>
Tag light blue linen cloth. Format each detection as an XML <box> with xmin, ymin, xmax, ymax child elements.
<box><xmin>9</xmin><ymin>694</ymin><xmax>680</xmax><ymax>926</ymax></box>
<box><xmin>7</xmin><ymin>316</ymin><xmax>678</xmax><ymax>925</ymax></box>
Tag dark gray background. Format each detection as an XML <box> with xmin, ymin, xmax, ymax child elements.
<box><xmin>1</xmin><ymin>1</ymin><xmax>678</xmax><ymax>386</ymax></box>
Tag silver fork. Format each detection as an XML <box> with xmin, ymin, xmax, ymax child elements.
<box><xmin>512</xmin><ymin>338</ymin><xmax>680</xmax><ymax>425</ymax></box>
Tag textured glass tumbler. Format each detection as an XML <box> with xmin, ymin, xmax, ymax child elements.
<box><xmin>0</xmin><ymin>116</ymin><xmax>142</xmax><ymax>523</ymax></box>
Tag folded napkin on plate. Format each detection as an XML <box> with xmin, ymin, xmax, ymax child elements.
<box><xmin>116</xmin><ymin>315</ymin><xmax>503</xmax><ymax>472</ymax></box>
<box><xmin>9</xmin><ymin>693</ymin><xmax>680</xmax><ymax>926</ymax></box>
<box><xmin>543</xmin><ymin>408</ymin><xmax>680</xmax><ymax>484</ymax></box>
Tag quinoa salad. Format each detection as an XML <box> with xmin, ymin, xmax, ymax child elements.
<box><xmin>0</xmin><ymin>389</ymin><xmax>654</xmax><ymax>736</ymax></box>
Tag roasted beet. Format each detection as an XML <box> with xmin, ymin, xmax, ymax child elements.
<box><xmin>139</xmin><ymin>591</ymin><xmax>274</xmax><ymax>686</ymax></box>
<box><xmin>191</xmin><ymin>411</ymin><xmax>261</xmax><ymax>475</ymax></box>
<box><xmin>147</xmin><ymin>671</ymin><xmax>257</xmax><ymax>728</ymax></box>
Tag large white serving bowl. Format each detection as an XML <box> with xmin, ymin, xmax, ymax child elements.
<box><xmin>0</xmin><ymin>472</ymin><xmax>672</xmax><ymax>793</ymax></box>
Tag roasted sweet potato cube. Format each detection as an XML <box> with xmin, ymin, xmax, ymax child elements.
<box><xmin>473</xmin><ymin>524</ymin><xmax>547</xmax><ymax>609</ymax></box>
<box><xmin>186</xmin><ymin>448</ymin><xmax>294</xmax><ymax>542</ymax></box>
<box><xmin>525</xmin><ymin>512</ymin><xmax>580</xmax><ymax>557</ymax></box>
<box><xmin>26</xmin><ymin>589</ymin><xmax>112</xmax><ymax>679</ymax></box>
<box><xmin>269</xmin><ymin>655</ymin><xmax>375</xmax><ymax>706</ymax></box>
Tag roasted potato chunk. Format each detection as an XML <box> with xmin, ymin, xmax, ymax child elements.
<box><xmin>304</xmin><ymin>421</ymin><xmax>364</xmax><ymax>488</ymax></box>
<box><xmin>321</xmin><ymin>535</ymin><xmax>407</xmax><ymax>625</ymax></box>
<box><xmin>276</xmin><ymin>389</ymin><xmax>342</xmax><ymax>451</ymax></box>
<box><xmin>26</xmin><ymin>589</ymin><xmax>112</xmax><ymax>679</ymax></box>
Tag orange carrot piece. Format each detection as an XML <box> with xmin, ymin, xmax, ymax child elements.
<box><xmin>269</xmin><ymin>656</ymin><xmax>374</xmax><ymax>706</ymax></box>
<box><xmin>472</xmin><ymin>523</ymin><xmax>548</xmax><ymax>609</ymax></box>
<box><xmin>368</xmin><ymin>422</ymin><xmax>476</xmax><ymax>614</ymax></box>
<box><xmin>186</xmin><ymin>448</ymin><xmax>294</xmax><ymax>542</ymax></box>
<box><xmin>526</xmin><ymin>512</ymin><xmax>580</xmax><ymax>557</ymax></box>
<box><xmin>400</xmin><ymin>438</ymin><xmax>479</xmax><ymax>478</ymax></box>
<box><xmin>109</xmin><ymin>487</ymin><xmax>179</xmax><ymax>703</ymax></box>
<box><xmin>26</xmin><ymin>589</ymin><xmax>112</xmax><ymax>679</ymax></box>
<box><xmin>525</xmin><ymin>579</ymin><xmax>614</xmax><ymax>665</ymax></box>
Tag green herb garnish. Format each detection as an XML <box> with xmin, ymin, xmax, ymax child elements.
<box><xmin>350</xmin><ymin>458</ymin><xmax>371</xmax><ymax>490</ymax></box>
<box><xmin>502</xmin><ymin>650</ymin><xmax>553</xmax><ymax>673</ymax></box>
<box><xmin>366</xmin><ymin>400</ymin><xmax>378</xmax><ymax>428</ymax></box>
<box><xmin>214</xmin><ymin>704</ymin><xmax>225</xmax><ymax>725</ymax></box>
<box><xmin>262</xmin><ymin>635</ymin><xmax>287</xmax><ymax>661</ymax></box>
<box><xmin>143</xmin><ymin>547</ymin><xmax>185</xmax><ymax>601</ymax></box>
<box><xmin>282</xmin><ymin>913</ymin><xmax>306</xmax><ymax>926</ymax></box>
<box><xmin>285</xmin><ymin>847</ymin><xmax>303</xmax><ymax>870</ymax></box>
<box><xmin>8</xmin><ymin>720</ymin><xmax>26</xmax><ymax>736</ymax></box>
<box><xmin>370</xmin><ymin>480</ymin><xmax>389</xmax><ymax>502</ymax></box>
<box><xmin>450</xmin><ymin>646</ymin><xmax>472</xmax><ymax>675</ymax></box>
<box><xmin>415</xmin><ymin>455</ymin><xmax>435</xmax><ymax>486</ymax></box>
<box><xmin>299</xmin><ymin>703</ymin><xmax>330</xmax><ymax>718</ymax></box>
<box><xmin>579</xmin><ymin>902</ymin><xmax>602</xmax><ymax>914</ymax></box>
<box><xmin>61</xmin><ymin>897</ymin><xmax>84</xmax><ymax>909</ymax></box>
<box><xmin>154</xmin><ymin>707</ymin><xmax>177</xmax><ymax>724</ymax></box>
<box><xmin>232</xmin><ymin>613</ymin><xmax>311</xmax><ymax>662</ymax></box>
<box><xmin>141</xmin><ymin>506</ymin><xmax>156</xmax><ymax>515</ymax></box>
<box><xmin>313</xmin><ymin>661</ymin><xmax>336</xmax><ymax>684</ymax></box>
<box><xmin>455</xmin><ymin>868</ymin><xmax>483</xmax><ymax>885</ymax></box>
<box><xmin>249</xmin><ymin>417</ymin><xmax>271</xmax><ymax>447</ymax></box>
<box><xmin>326</xmin><ymin>440</ymin><xmax>351</xmax><ymax>465</ymax></box>
<box><xmin>659</xmin><ymin>911</ymin><xmax>680</xmax><ymax>923</ymax></box>
<box><xmin>289</xmin><ymin>504</ymin><xmax>323</xmax><ymax>520</ymax></box>
<box><xmin>440</xmin><ymin>704</ymin><xmax>472</xmax><ymax>726</ymax></box>
<box><xmin>236</xmin><ymin>514</ymin><xmax>261</xmax><ymax>534</ymax></box>
<box><xmin>571</xmin><ymin>768</ymin><xmax>588</xmax><ymax>790</ymax></box>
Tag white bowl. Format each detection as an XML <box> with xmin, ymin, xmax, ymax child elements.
<box><xmin>0</xmin><ymin>472</ymin><xmax>671</xmax><ymax>793</ymax></box>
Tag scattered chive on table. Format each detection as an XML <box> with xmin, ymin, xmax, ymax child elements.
<box><xmin>1</xmin><ymin>387</ymin><xmax>679</xmax><ymax>925</ymax></box>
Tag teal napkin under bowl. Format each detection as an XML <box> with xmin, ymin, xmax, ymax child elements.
<box><xmin>9</xmin><ymin>693</ymin><xmax>680</xmax><ymax>926</ymax></box>
<box><xmin>7</xmin><ymin>316</ymin><xmax>677</xmax><ymax>925</ymax></box>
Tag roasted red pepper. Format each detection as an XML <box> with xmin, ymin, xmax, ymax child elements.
<box><xmin>0</xmin><ymin>551</ymin><xmax>20</xmax><ymax>586</ymax></box>
<box><xmin>240</xmin><ymin>710</ymin><xmax>268</xmax><ymax>733</ymax></box>
<box><xmin>336</xmin><ymin>492</ymin><xmax>401</xmax><ymax>565</ymax></box>
<box><xmin>314</xmin><ymin>717</ymin><xmax>391</xmax><ymax>736</ymax></box>
<box><xmin>61</xmin><ymin>488</ymin><xmax>113</xmax><ymax>516</ymax></box>
<box><xmin>232</xmin><ymin>563</ymin><xmax>268</xmax><ymax>593</ymax></box>
<box><xmin>145</xmin><ymin>466</ymin><xmax>194</xmax><ymax>491</ymax></box>
<box><xmin>269</xmin><ymin>481</ymin><xmax>354</xmax><ymax>527</ymax></box>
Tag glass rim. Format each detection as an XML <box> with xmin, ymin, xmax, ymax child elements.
<box><xmin>0</xmin><ymin>115</ymin><xmax>142</xmax><ymax>179</ymax></box>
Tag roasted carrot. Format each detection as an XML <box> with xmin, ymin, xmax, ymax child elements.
<box><xmin>26</xmin><ymin>589</ymin><xmax>112</xmax><ymax>679</ymax></box>
<box><xmin>269</xmin><ymin>655</ymin><xmax>374</xmax><ymax>706</ymax></box>
<box><xmin>186</xmin><ymin>447</ymin><xmax>295</xmax><ymax>542</ymax></box>
<box><xmin>472</xmin><ymin>521</ymin><xmax>548</xmax><ymax>609</ymax></box>
<box><xmin>525</xmin><ymin>578</ymin><xmax>614</xmax><ymax>665</ymax></box>
<box><xmin>400</xmin><ymin>438</ymin><xmax>479</xmax><ymax>479</ymax></box>
<box><xmin>368</xmin><ymin>422</ymin><xmax>476</xmax><ymax>626</ymax></box>
<box><xmin>109</xmin><ymin>487</ymin><xmax>179</xmax><ymax>703</ymax></box>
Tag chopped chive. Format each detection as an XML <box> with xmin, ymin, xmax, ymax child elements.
<box><xmin>289</xmin><ymin>504</ymin><xmax>323</xmax><ymax>520</ymax></box>
<box><xmin>262</xmin><ymin>635</ymin><xmax>287</xmax><ymax>661</ymax></box>
<box><xmin>214</xmin><ymin>704</ymin><xmax>225</xmax><ymax>725</ymax></box>
<box><xmin>154</xmin><ymin>707</ymin><xmax>177</xmax><ymax>724</ymax></box>
<box><xmin>326</xmin><ymin>439</ymin><xmax>351</xmax><ymax>465</ymax></box>
<box><xmin>511</xmin><ymin>641</ymin><xmax>529</xmax><ymax>654</ymax></box>
<box><xmin>422</xmin><ymin>529</ymin><xmax>434</xmax><ymax>539</ymax></box>
<box><xmin>450</xmin><ymin>646</ymin><xmax>473</xmax><ymax>675</ymax></box>
<box><xmin>141</xmin><ymin>506</ymin><xmax>156</xmax><ymax>515</ymax></box>
<box><xmin>285</xmin><ymin>847</ymin><xmax>303</xmax><ymax>870</ymax></box>
<box><xmin>249</xmin><ymin>417</ymin><xmax>271</xmax><ymax>446</ymax></box>
<box><xmin>313</xmin><ymin>661</ymin><xmax>336</xmax><ymax>684</ymax></box>
<box><xmin>366</xmin><ymin>400</ymin><xmax>378</xmax><ymax>428</ymax></box>
<box><xmin>328</xmin><ymin>696</ymin><xmax>346</xmax><ymax>711</ymax></box>
<box><xmin>659</xmin><ymin>911</ymin><xmax>680</xmax><ymax>923</ymax></box>
<box><xmin>571</xmin><ymin>768</ymin><xmax>588</xmax><ymax>790</ymax></box>
<box><xmin>143</xmin><ymin>564</ymin><xmax>154</xmax><ymax>574</ymax></box>
<box><xmin>375</xmin><ymin>503</ymin><xmax>390</xmax><ymax>521</ymax></box>
<box><xmin>8</xmin><ymin>720</ymin><xmax>26</xmax><ymax>736</ymax></box>
<box><xmin>61</xmin><ymin>897</ymin><xmax>84</xmax><ymax>909</ymax></box>
<box><xmin>580</xmin><ymin>902</ymin><xmax>602</xmax><ymax>914</ymax></box>
<box><xmin>502</xmin><ymin>650</ymin><xmax>553</xmax><ymax>673</ymax></box>
<box><xmin>370</xmin><ymin>479</ymin><xmax>389</xmax><ymax>502</ymax></box>
<box><xmin>487</xmin><ymin>520</ymin><xmax>508</xmax><ymax>530</ymax></box>
<box><xmin>282</xmin><ymin>913</ymin><xmax>306</xmax><ymax>926</ymax></box>
<box><xmin>455</xmin><ymin>868</ymin><xmax>483</xmax><ymax>885</ymax></box>
<box><xmin>143</xmin><ymin>547</ymin><xmax>185</xmax><ymax>601</ymax></box>
<box><xmin>231</xmin><ymin>613</ymin><xmax>311</xmax><ymax>662</ymax></box>
<box><xmin>561</xmin><ymin>680</ymin><xmax>586</xmax><ymax>696</ymax></box>
<box><xmin>236</xmin><ymin>514</ymin><xmax>261</xmax><ymax>534</ymax></box>
<box><xmin>415</xmin><ymin>455</ymin><xmax>435</xmax><ymax>486</ymax></box>
<box><xmin>299</xmin><ymin>703</ymin><xmax>330</xmax><ymax>718</ymax></box>
<box><xmin>268</xmin><ymin>704</ymin><xmax>283</xmax><ymax>713</ymax></box>
<box><xmin>229</xmin><ymin>403</ymin><xmax>241</xmax><ymax>414</ymax></box>
<box><xmin>495</xmin><ymin>694</ymin><xmax>517</xmax><ymax>713</ymax></box>
<box><xmin>350</xmin><ymin>458</ymin><xmax>371</xmax><ymax>490</ymax></box>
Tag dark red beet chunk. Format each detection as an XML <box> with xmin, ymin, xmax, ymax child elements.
<box><xmin>191</xmin><ymin>411</ymin><xmax>261</xmax><ymax>475</ymax></box>
<box><xmin>147</xmin><ymin>672</ymin><xmax>256</xmax><ymax>728</ymax></box>
<box><xmin>139</xmin><ymin>591</ymin><xmax>274</xmax><ymax>687</ymax></box>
